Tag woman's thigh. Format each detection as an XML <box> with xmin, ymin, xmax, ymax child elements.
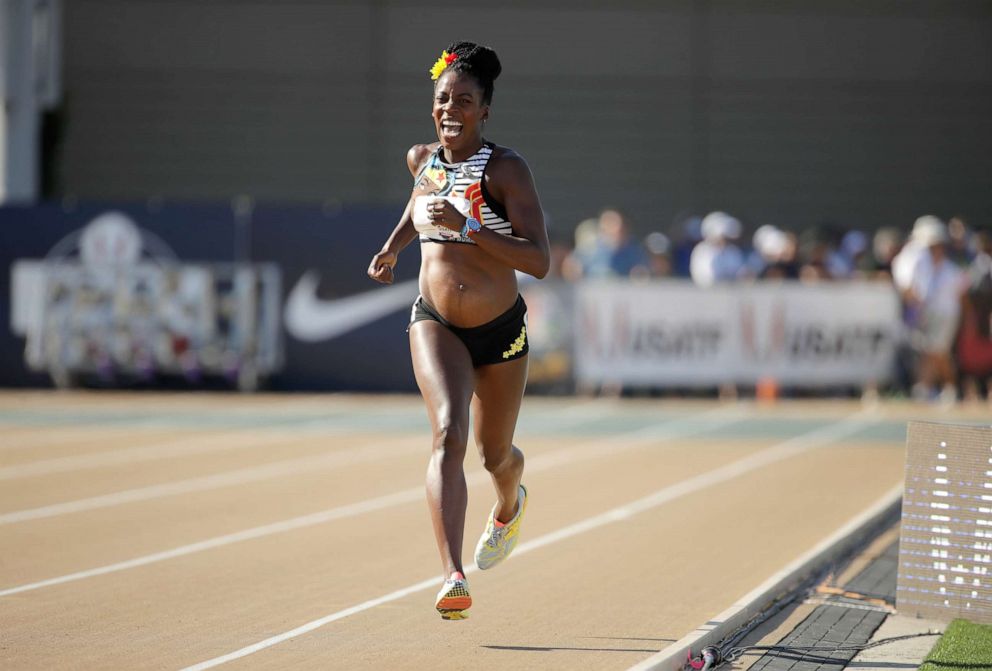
<box><xmin>409</xmin><ymin>321</ymin><xmax>475</xmax><ymax>438</ymax></box>
<box><xmin>471</xmin><ymin>355</ymin><xmax>528</xmax><ymax>460</ymax></box>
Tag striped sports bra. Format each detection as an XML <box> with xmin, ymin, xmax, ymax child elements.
<box><xmin>412</xmin><ymin>142</ymin><xmax>512</xmax><ymax>244</ymax></box>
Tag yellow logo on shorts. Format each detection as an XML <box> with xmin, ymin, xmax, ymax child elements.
<box><xmin>502</xmin><ymin>326</ymin><xmax>527</xmax><ymax>359</ymax></box>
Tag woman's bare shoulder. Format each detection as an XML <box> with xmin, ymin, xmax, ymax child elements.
<box><xmin>486</xmin><ymin>144</ymin><xmax>533</xmax><ymax>184</ymax></box>
<box><xmin>407</xmin><ymin>143</ymin><xmax>441</xmax><ymax>177</ymax></box>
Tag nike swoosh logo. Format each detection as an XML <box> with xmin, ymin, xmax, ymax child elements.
<box><xmin>284</xmin><ymin>271</ymin><xmax>420</xmax><ymax>342</ymax></box>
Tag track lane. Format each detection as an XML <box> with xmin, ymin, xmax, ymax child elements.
<box><xmin>0</xmin><ymin>394</ymin><xmax>934</xmax><ymax>671</ymax></box>
<box><xmin>3</xmin><ymin>433</ymin><xmax>819</xmax><ymax>669</ymax></box>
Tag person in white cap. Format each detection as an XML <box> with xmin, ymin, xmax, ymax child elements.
<box><xmin>689</xmin><ymin>211</ymin><xmax>744</xmax><ymax>287</ymax></box>
<box><xmin>892</xmin><ymin>215</ymin><xmax>942</xmax><ymax>292</ymax></box>
<box><xmin>898</xmin><ymin>216</ymin><xmax>966</xmax><ymax>402</ymax></box>
<box><xmin>745</xmin><ymin>224</ymin><xmax>798</xmax><ymax>280</ymax></box>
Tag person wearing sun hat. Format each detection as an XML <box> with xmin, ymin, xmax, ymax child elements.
<box><xmin>689</xmin><ymin>211</ymin><xmax>744</xmax><ymax>287</ymax></box>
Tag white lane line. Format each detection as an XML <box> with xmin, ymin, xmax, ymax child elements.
<box><xmin>0</xmin><ymin>397</ymin><xmax>726</xmax><ymax>477</ymax></box>
<box><xmin>0</xmin><ymin>488</ymin><xmax>426</xmax><ymax>598</ymax></box>
<box><xmin>0</xmin><ymin>437</ymin><xmax>424</xmax><ymax>526</ymax></box>
<box><xmin>0</xmin><ymin>414</ymin><xmax>408</xmax><ymax>446</ymax></box>
<box><xmin>0</xmin><ymin>405</ymin><xmax>739</xmax><ymax>526</ymax></box>
<box><xmin>0</xmin><ymin>425</ymin><xmax>160</xmax><ymax>451</ymax></box>
<box><xmin>0</xmin><ymin>405</ymin><xmax>745</xmax><ymax>597</ymax></box>
<box><xmin>178</xmin><ymin>410</ymin><xmax>879</xmax><ymax>671</ymax></box>
<box><xmin>0</xmin><ymin>410</ymin><xmax>391</xmax><ymax>454</ymax></box>
<box><xmin>0</xmin><ymin>429</ymin><xmax>363</xmax><ymax>481</ymax></box>
<box><xmin>551</xmin><ymin>398</ymin><xmax>621</xmax><ymax>420</ymax></box>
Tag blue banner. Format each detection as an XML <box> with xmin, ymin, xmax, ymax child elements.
<box><xmin>252</xmin><ymin>202</ymin><xmax>419</xmax><ymax>391</ymax></box>
<box><xmin>1</xmin><ymin>201</ymin><xmax>421</xmax><ymax>391</ymax></box>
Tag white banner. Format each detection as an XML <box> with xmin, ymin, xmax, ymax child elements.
<box><xmin>574</xmin><ymin>280</ymin><xmax>902</xmax><ymax>387</ymax></box>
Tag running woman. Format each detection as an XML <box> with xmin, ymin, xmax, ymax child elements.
<box><xmin>367</xmin><ymin>42</ymin><xmax>550</xmax><ymax>620</ymax></box>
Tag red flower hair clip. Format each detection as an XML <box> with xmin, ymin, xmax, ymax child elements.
<box><xmin>430</xmin><ymin>50</ymin><xmax>459</xmax><ymax>80</ymax></box>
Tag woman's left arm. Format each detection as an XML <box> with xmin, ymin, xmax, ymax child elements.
<box><xmin>468</xmin><ymin>151</ymin><xmax>550</xmax><ymax>279</ymax></box>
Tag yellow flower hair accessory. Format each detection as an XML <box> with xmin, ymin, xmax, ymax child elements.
<box><xmin>429</xmin><ymin>50</ymin><xmax>458</xmax><ymax>81</ymax></box>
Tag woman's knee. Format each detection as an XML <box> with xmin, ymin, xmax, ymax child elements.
<box><xmin>478</xmin><ymin>443</ymin><xmax>523</xmax><ymax>475</ymax></box>
<box><xmin>432</xmin><ymin>420</ymin><xmax>469</xmax><ymax>462</ymax></box>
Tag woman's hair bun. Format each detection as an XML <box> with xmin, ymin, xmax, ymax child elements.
<box><xmin>446</xmin><ymin>42</ymin><xmax>501</xmax><ymax>82</ymax></box>
<box><xmin>442</xmin><ymin>41</ymin><xmax>501</xmax><ymax>102</ymax></box>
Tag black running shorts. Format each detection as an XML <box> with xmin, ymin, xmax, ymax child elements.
<box><xmin>409</xmin><ymin>295</ymin><xmax>529</xmax><ymax>368</ymax></box>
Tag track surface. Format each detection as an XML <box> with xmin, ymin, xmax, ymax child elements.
<box><xmin>1</xmin><ymin>392</ymin><xmax>986</xmax><ymax>670</ymax></box>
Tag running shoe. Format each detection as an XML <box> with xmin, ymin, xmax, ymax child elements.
<box><xmin>435</xmin><ymin>571</ymin><xmax>471</xmax><ymax>620</ymax></box>
<box><xmin>474</xmin><ymin>484</ymin><xmax>528</xmax><ymax>571</ymax></box>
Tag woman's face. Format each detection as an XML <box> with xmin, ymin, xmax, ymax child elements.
<box><xmin>432</xmin><ymin>70</ymin><xmax>488</xmax><ymax>156</ymax></box>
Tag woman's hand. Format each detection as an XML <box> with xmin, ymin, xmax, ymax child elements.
<box><xmin>428</xmin><ymin>198</ymin><xmax>467</xmax><ymax>233</ymax></box>
<box><xmin>368</xmin><ymin>249</ymin><xmax>397</xmax><ymax>284</ymax></box>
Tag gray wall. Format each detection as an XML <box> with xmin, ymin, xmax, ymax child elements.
<box><xmin>59</xmin><ymin>0</ymin><xmax>992</xmax><ymax>236</ymax></box>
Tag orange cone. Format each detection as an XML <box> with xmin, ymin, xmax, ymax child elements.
<box><xmin>756</xmin><ymin>376</ymin><xmax>779</xmax><ymax>402</ymax></box>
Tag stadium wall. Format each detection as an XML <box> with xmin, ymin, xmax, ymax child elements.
<box><xmin>54</xmin><ymin>1</ymin><xmax>992</xmax><ymax>235</ymax></box>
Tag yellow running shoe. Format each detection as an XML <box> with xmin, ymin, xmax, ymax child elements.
<box><xmin>435</xmin><ymin>571</ymin><xmax>471</xmax><ymax>620</ymax></box>
<box><xmin>474</xmin><ymin>484</ymin><xmax>527</xmax><ymax>571</ymax></box>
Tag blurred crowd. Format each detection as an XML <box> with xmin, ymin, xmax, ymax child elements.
<box><xmin>547</xmin><ymin>209</ymin><xmax>992</xmax><ymax>402</ymax></box>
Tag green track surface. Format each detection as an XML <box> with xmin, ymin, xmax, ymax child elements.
<box><xmin>920</xmin><ymin>619</ymin><xmax>992</xmax><ymax>671</ymax></box>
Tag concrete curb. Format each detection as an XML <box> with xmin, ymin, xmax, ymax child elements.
<box><xmin>627</xmin><ymin>484</ymin><xmax>904</xmax><ymax>671</ymax></box>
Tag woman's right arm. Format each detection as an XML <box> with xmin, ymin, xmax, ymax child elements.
<box><xmin>367</xmin><ymin>145</ymin><xmax>432</xmax><ymax>285</ymax></box>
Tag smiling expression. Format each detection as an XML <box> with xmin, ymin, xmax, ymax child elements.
<box><xmin>433</xmin><ymin>70</ymin><xmax>489</xmax><ymax>162</ymax></box>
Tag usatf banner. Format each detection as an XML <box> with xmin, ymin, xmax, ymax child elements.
<box><xmin>574</xmin><ymin>280</ymin><xmax>902</xmax><ymax>387</ymax></box>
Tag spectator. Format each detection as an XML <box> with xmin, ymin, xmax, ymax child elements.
<box><xmin>570</xmin><ymin>209</ymin><xmax>650</xmax><ymax>279</ymax></box>
<box><xmin>956</xmin><ymin>228</ymin><xmax>992</xmax><ymax>401</ymax></box>
<box><xmin>899</xmin><ymin>217</ymin><xmax>966</xmax><ymax>402</ymax></box>
<box><xmin>892</xmin><ymin>215</ymin><xmax>941</xmax><ymax>293</ymax></box>
<box><xmin>689</xmin><ymin>211</ymin><xmax>744</xmax><ymax>287</ymax></box>
<box><xmin>746</xmin><ymin>224</ymin><xmax>798</xmax><ymax>280</ymax></box>
<box><xmin>947</xmin><ymin>215</ymin><xmax>976</xmax><ymax>268</ymax></box>
<box><xmin>764</xmin><ymin>229</ymin><xmax>800</xmax><ymax>280</ymax></box>
<box><xmin>743</xmin><ymin>224</ymin><xmax>776</xmax><ymax>277</ymax></box>
<box><xmin>633</xmin><ymin>231</ymin><xmax>673</xmax><ymax>279</ymax></box>
<box><xmin>867</xmin><ymin>227</ymin><xmax>903</xmax><ymax>280</ymax></box>
<box><xmin>797</xmin><ymin>224</ymin><xmax>848</xmax><ymax>281</ymax></box>
<box><xmin>560</xmin><ymin>217</ymin><xmax>599</xmax><ymax>282</ymax></box>
<box><xmin>839</xmin><ymin>230</ymin><xmax>869</xmax><ymax>278</ymax></box>
<box><xmin>671</xmin><ymin>213</ymin><xmax>703</xmax><ymax>278</ymax></box>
